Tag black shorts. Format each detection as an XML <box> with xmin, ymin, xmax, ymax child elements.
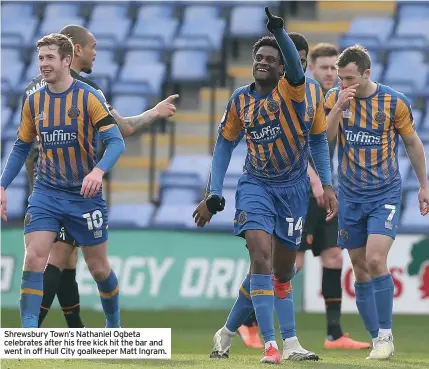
<box><xmin>55</xmin><ymin>226</ymin><xmax>79</xmax><ymax>247</ymax></box>
<box><xmin>300</xmin><ymin>196</ymin><xmax>338</xmax><ymax>256</ymax></box>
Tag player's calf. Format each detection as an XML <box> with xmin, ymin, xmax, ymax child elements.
<box><xmin>81</xmin><ymin>242</ymin><xmax>120</xmax><ymax>328</ymax></box>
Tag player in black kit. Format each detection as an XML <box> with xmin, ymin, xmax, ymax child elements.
<box><xmin>23</xmin><ymin>25</ymin><xmax>179</xmax><ymax>328</ymax></box>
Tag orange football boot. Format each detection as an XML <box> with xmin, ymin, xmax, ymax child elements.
<box><xmin>238</xmin><ymin>323</ymin><xmax>263</xmax><ymax>348</ymax></box>
<box><xmin>324</xmin><ymin>333</ymin><xmax>371</xmax><ymax>350</ymax></box>
<box><xmin>260</xmin><ymin>344</ymin><xmax>281</xmax><ymax>364</ymax></box>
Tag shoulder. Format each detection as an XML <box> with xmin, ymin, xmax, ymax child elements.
<box><xmin>23</xmin><ymin>75</ymin><xmax>45</xmax><ymax>98</ymax></box>
<box><xmin>230</xmin><ymin>85</ymin><xmax>249</xmax><ymax>101</ymax></box>
<box><xmin>73</xmin><ymin>71</ymin><xmax>103</xmax><ymax>92</ymax></box>
<box><xmin>379</xmin><ymin>84</ymin><xmax>411</xmax><ymax>106</ymax></box>
<box><xmin>305</xmin><ymin>76</ymin><xmax>321</xmax><ymax>89</ymax></box>
<box><xmin>325</xmin><ymin>87</ymin><xmax>340</xmax><ymax>99</ymax></box>
<box><xmin>75</xmin><ymin>80</ymin><xmax>105</xmax><ymax>102</ymax></box>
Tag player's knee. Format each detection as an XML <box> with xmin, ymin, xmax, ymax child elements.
<box><xmin>23</xmin><ymin>246</ymin><xmax>48</xmax><ymax>272</ymax></box>
<box><xmin>366</xmin><ymin>254</ymin><xmax>388</xmax><ymax>276</ymax></box>
<box><xmin>321</xmin><ymin>247</ymin><xmax>343</xmax><ymax>269</ymax></box>
<box><xmin>85</xmin><ymin>257</ymin><xmax>110</xmax><ymax>281</ymax></box>
<box><xmin>273</xmin><ymin>266</ymin><xmax>295</xmax><ymax>283</ymax></box>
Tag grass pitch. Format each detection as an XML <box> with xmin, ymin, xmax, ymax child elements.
<box><xmin>1</xmin><ymin>309</ymin><xmax>428</xmax><ymax>368</ymax></box>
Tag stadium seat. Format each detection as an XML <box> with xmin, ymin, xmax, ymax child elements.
<box><xmin>171</xmin><ymin>50</ymin><xmax>209</xmax><ymax>82</ymax></box>
<box><xmin>123</xmin><ymin>50</ymin><xmax>161</xmax><ymax>65</ymax></box>
<box><xmin>43</xmin><ymin>3</ymin><xmax>81</xmax><ymax>18</ymax></box>
<box><xmin>87</xmin><ymin>18</ymin><xmax>131</xmax><ymax>44</ymax></box>
<box><xmin>151</xmin><ymin>204</ymin><xmax>198</xmax><ymax>229</ymax></box>
<box><xmin>25</xmin><ymin>58</ymin><xmax>41</xmax><ymax>81</ymax></box>
<box><xmin>1</xmin><ymin>2</ymin><xmax>35</xmax><ymax>22</ymax></box>
<box><xmin>1</xmin><ymin>107</ymin><xmax>12</xmax><ymax>130</ymax></box>
<box><xmin>2</xmin><ymin>18</ymin><xmax>38</xmax><ymax>45</ymax></box>
<box><xmin>370</xmin><ymin>63</ymin><xmax>383</xmax><ymax>82</ymax></box>
<box><xmin>90</xmin><ymin>3</ymin><xmax>129</xmax><ymax>20</ymax></box>
<box><xmin>137</xmin><ymin>4</ymin><xmax>175</xmax><ymax>19</ymax></box>
<box><xmin>395</xmin><ymin>19</ymin><xmax>429</xmax><ymax>41</ymax></box>
<box><xmin>1</xmin><ymin>60</ymin><xmax>24</xmax><ymax>87</ymax></box>
<box><xmin>397</xmin><ymin>3</ymin><xmax>429</xmax><ymax>20</ymax></box>
<box><xmin>167</xmin><ymin>155</ymin><xmax>212</xmax><ymax>183</ymax></box>
<box><xmin>108</xmin><ymin>203</ymin><xmax>155</xmax><ymax>228</ymax></box>
<box><xmin>39</xmin><ymin>17</ymin><xmax>85</xmax><ymax>36</ymax></box>
<box><xmin>183</xmin><ymin>5</ymin><xmax>220</xmax><ymax>20</ymax></box>
<box><xmin>339</xmin><ymin>17</ymin><xmax>394</xmax><ymax>51</ymax></box>
<box><xmin>116</xmin><ymin>62</ymin><xmax>166</xmax><ymax>96</ymax></box>
<box><xmin>111</xmin><ymin>95</ymin><xmax>148</xmax><ymax>117</ymax></box>
<box><xmin>230</xmin><ymin>6</ymin><xmax>266</xmax><ymax>38</ymax></box>
<box><xmin>205</xmin><ymin>188</ymin><xmax>236</xmax><ymax>231</ymax></box>
<box><xmin>131</xmin><ymin>18</ymin><xmax>179</xmax><ymax>48</ymax></box>
<box><xmin>179</xmin><ymin>18</ymin><xmax>226</xmax><ymax>51</ymax></box>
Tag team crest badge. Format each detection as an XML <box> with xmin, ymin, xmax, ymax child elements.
<box><xmin>266</xmin><ymin>99</ymin><xmax>279</xmax><ymax>113</ymax></box>
<box><xmin>339</xmin><ymin>229</ymin><xmax>348</xmax><ymax>243</ymax></box>
<box><xmin>68</xmin><ymin>107</ymin><xmax>80</xmax><ymax>119</ymax></box>
<box><xmin>374</xmin><ymin>111</ymin><xmax>386</xmax><ymax>124</ymax></box>
<box><xmin>24</xmin><ymin>213</ymin><xmax>32</xmax><ymax>227</ymax></box>
<box><xmin>238</xmin><ymin>211</ymin><xmax>247</xmax><ymax>225</ymax></box>
<box><xmin>306</xmin><ymin>105</ymin><xmax>315</xmax><ymax>119</ymax></box>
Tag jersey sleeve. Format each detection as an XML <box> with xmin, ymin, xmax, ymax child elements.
<box><xmin>278</xmin><ymin>77</ymin><xmax>305</xmax><ymax>103</ymax></box>
<box><xmin>324</xmin><ymin>88</ymin><xmax>338</xmax><ymax>115</ymax></box>
<box><xmin>394</xmin><ymin>96</ymin><xmax>415</xmax><ymax>137</ymax></box>
<box><xmin>88</xmin><ymin>90</ymin><xmax>116</xmax><ymax>132</ymax></box>
<box><xmin>219</xmin><ymin>96</ymin><xmax>243</xmax><ymax>142</ymax></box>
<box><xmin>310</xmin><ymin>85</ymin><xmax>328</xmax><ymax>135</ymax></box>
<box><xmin>17</xmin><ymin>98</ymin><xmax>37</xmax><ymax>143</ymax></box>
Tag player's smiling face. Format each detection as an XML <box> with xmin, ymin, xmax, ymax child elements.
<box><xmin>253</xmin><ymin>46</ymin><xmax>283</xmax><ymax>84</ymax></box>
<box><xmin>38</xmin><ymin>45</ymin><xmax>71</xmax><ymax>83</ymax></box>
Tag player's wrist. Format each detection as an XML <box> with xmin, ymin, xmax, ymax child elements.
<box><xmin>92</xmin><ymin>167</ymin><xmax>105</xmax><ymax>177</ymax></box>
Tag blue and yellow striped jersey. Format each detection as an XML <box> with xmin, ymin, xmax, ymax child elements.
<box><xmin>219</xmin><ymin>77</ymin><xmax>325</xmax><ymax>184</ymax></box>
<box><xmin>324</xmin><ymin>83</ymin><xmax>415</xmax><ymax>200</ymax></box>
<box><xmin>18</xmin><ymin>79</ymin><xmax>116</xmax><ymax>197</ymax></box>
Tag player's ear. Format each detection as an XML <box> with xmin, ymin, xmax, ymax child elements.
<box><xmin>279</xmin><ymin>64</ymin><xmax>284</xmax><ymax>77</ymax></box>
<box><xmin>363</xmin><ymin>69</ymin><xmax>370</xmax><ymax>80</ymax></box>
<box><xmin>64</xmin><ymin>54</ymin><xmax>72</xmax><ymax>68</ymax></box>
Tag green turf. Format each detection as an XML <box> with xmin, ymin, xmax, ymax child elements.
<box><xmin>2</xmin><ymin>308</ymin><xmax>428</xmax><ymax>368</ymax></box>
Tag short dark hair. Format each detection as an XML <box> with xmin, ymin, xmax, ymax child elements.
<box><xmin>337</xmin><ymin>44</ymin><xmax>371</xmax><ymax>74</ymax></box>
<box><xmin>252</xmin><ymin>36</ymin><xmax>284</xmax><ymax>65</ymax></box>
<box><xmin>288</xmin><ymin>32</ymin><xmax>309</xmax><ymax>56</ymax></box>
<box><xmin>60</xmin><ymin>24</ymin><xmax>90</xmax><ymax>47</ymax></box>
<box><xmin>36</xmin><ymin>33</ymin><xmax>74</xmax><ymax>61</ymax></box>
<box><xmin>309</xmin><ymin>43</ymin><xmax>338</xmax><ymax>63</ymax></box>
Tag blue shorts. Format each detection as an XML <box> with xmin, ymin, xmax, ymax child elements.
<box><xmin>337</xmin><ymin>195</ymin><xmax>401</xmax><ymax>249</ymax></box>
<box><xmin>24</xmin><ymin>191</ymin><xmax>108</xmax><ymax>246</ymax></box>
<box><xmin>234</xmin><ymin>173</ymin><xmax>310</xmax><ymax>250</ymax></box>
<box><xmin>55</xmin><ymin>226</ymin><xmax>78</xmax><ymax>247</ymax></box>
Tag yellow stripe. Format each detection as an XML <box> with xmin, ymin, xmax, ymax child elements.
<box><xmin>140</xmin><ymin>135</ymin><xmax>215</xmax><ymax>147</ymax></box>
<box><xmin>108</xmin><ymin>182</ymin><xmax>159</xmax><ymax>192</ymax></box>
<box><xmin>250</xmin><ymin>289</ymin><xmax>274</xmax><ymax>297</ymax></box>
<box><xmin>287</xmin><ymin>21</ymin><xmax>350</xmax><ymax>33</ymax></box>
<box><xmin>200</xmin><ymin>87</ymin><xmax>231</xmax><ymax>101</ymax></box>
<box><xmin>318</xmin><ymin>1</ymin><xmax>395</xmax><ymax>12</ymax></box>
<box><xmin>239</xmin><ymin>286</ymin><xmax>251</xmax><ymax>299</ymax></box>
<box><xmin>99</xmin><ymin>284</ymin><xmax>119</xmax><ymax>299</ymax></box>
<box><xmin>116</xmin><ymin>156</ymin><xmax>168</xmax><ymax>169</ymax></box>
<box><xmin>62</xmin><ymin>303</ymin><xmax>80</xmax><ymax>310</ymax></box>
<box><xmin>21</xmin><ymin>288</ymin><xmax>43</xmax><ymax>296</ymax></box>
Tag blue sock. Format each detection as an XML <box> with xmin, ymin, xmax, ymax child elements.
<box><xmin>372</xmin><ymin>274</ymin><xmax>394</xmax><ymax>330</ymax></box>
<box><xmin>20</xmin><ymin>271</ymin><xmax>43</xmax><ymax>328</ymax></box>
<box><xmin>274</xmin><ymin>290</ymin><xmax>296</xmax><ymax>340</ymax></box>
<box><xmin>225</xmin><ymin>274</ymin><xmax>254</xmax><ymax>332</ymax></box>
<box><xmin>354</xmin><ymin>280</ymin><xmax>379</xmax><ymax>338</ymax></box>
<box><xmin>250</xmin><ymin>274</ymin><xmax>275</xmax><ymax>343</ymax></box>
<box><xmin>97</xmin><ymin>270</ymin><xmax>120</xmax><ymax>328</ymax></box>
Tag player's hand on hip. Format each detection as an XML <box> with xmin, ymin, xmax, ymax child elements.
<box><xmin>311</xmin><ymin>180</ymin><xmax>325</xmax><ymax>208</ymax></box>
<box><xmin>154</xmin><ymin>94</ymin><xmax>179</xmax><ymax>119</ymax></box>
<box><xmin>323</xmin><ymin>185</ymin><xmax>338</xmax><ymax>222</ymax></box>
<box><xmin>265</xmin><ymin>7</ymin><xmax>284</xmax><ymax>32</ymax></box>
<box><xmin>418</xmin><ymin>186</ymin><xmax>429</xmax><ymax>216</ymax></box>
<box><xmin>336</xmin><ymin>84</ymin><xmax>359</xmax><ymax>111</ymax></box>
<box><xmin>81</xmin><ymin>168</ymin><xmax>104</xmax><ymax>198</ymax></box>
<box><xmin>0</xmin><ymin>186</ymin><xmax>7</xmax><ymax>222</ymax></box>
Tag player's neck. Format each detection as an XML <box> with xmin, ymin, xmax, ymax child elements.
<box><xmin>356</xmin><ymin>81</ymin><xmax>378</xmax><ymax>99</ymax></box>
<box><xmin>70</xmin><ymin>61</ymin><xmax>81</xmax><ymax>74</ymax></box>
<box><xmin>48</xmin><ymin>74</ymin><xmax>74</xmax><ymax>94</ymax></box>
<box><xmin>254</xmin><ymin>81</ymin><xmax>277</xmax><ymax>96</ymax></box>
